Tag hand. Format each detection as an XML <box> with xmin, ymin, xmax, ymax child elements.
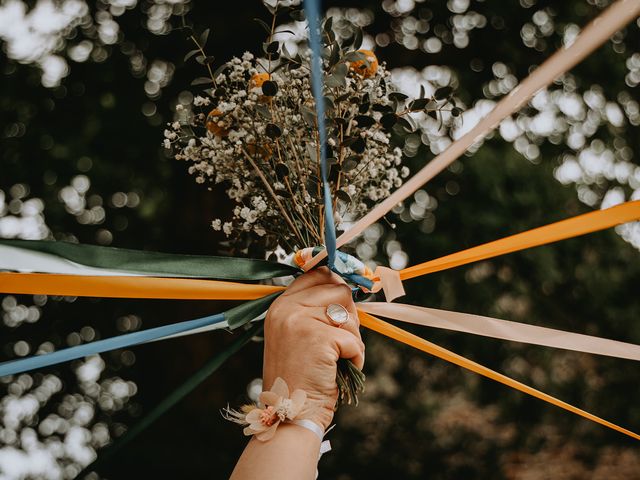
<box><xmin>263</xmin><ymin>267</ymin><xmax>365</xmax><ymax>430</ymax></box>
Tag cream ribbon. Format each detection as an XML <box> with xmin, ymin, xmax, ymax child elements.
<box><xmin>359</xmin><ymin>302</ymin><xmax>640</xmax><ymax>361</ymax></box>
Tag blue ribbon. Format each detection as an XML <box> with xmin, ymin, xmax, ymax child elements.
<box><xmin>0</xmin><ymin>312</ymin><xmax>227</xmax><ymax>377</ymax></box>
<box><xmin>304</xmin><ymin>0</ymin><xmax>337</xmax><ymax>270</ymax></box>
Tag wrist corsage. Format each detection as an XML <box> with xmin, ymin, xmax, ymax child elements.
<box><xmin>223</xmin><ymin>377</ymin><xmax>323</xmax><ymax>441</ymax></box>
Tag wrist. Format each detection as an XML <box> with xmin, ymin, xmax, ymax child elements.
<box><xmin>306</xmin><ymin>404</ymin><xmax>334</xmax><ymax>432</ymax></box>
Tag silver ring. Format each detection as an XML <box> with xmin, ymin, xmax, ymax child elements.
<box><xmin>326</xmin><ymin>304</ymin><xmax>350</xmax><ymax>327</ymax></box>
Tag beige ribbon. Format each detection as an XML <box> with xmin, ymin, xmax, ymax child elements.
<box><xmin>304</xmin><ymin>0</ymin><xmax>640</xmax><ymax>271</ymax></box>
<box><xmin>370</xmin><ymin>266</ymin><xmax>406</xmax><ymax>301</ymax></box>
<box><xmin>359</xmin><ymin>302</ymin><xmax>640</xmax><ymax>361</ymax></box>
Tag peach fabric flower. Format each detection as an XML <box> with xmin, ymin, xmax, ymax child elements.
<box><xmin>243</xmin><ymin>377</ymin><xmax>307</xmax><ymax>441</ymax></box>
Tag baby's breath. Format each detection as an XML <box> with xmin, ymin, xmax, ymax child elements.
<box><xmin>167</xmin><ymin>9</ymin><xmax>455</xmax><ymax>251</ymax></box>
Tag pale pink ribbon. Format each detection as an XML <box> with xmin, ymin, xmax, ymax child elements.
<box><xmin>358</xmin><ymin>302</ymin><xmax>640</xmax><ymax>361</ymax></box>
<box><xmin>303</xmin><ymin>0</ymin><xmax>640</xmax><ymax>272</ymax></box>
<box><xmin>370</xmin><ymin>266</ymin><xmax>405</xmax><ymax>301</ymax></box>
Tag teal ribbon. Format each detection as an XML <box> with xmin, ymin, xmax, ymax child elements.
<box><xmin>0</xmin><ymin>239</ymin><xmax>299</xmax><ymax>280</ymax></box>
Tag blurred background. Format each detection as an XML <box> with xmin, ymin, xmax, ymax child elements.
<box><xmin>1</xmin><ymin>0</ymin><xmax>640</xmax><ymax>478</ymax></box>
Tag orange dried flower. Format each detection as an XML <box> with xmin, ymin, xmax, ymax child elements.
<box><xmin>205</xmin><ymin>108</ymin><xmax>229</xmax><ymax>137</ymax></box>
<box><xmin>349</xmin><ymin>49</ymin><xmax>379</xmax><ymax>78</ymax></box>
<box><xmin>249</xmin><ymin>72</ymin><xmax>270</xmax><ymax>90</ymax></box>
<box><xmin>246</xmin><ymin>142</ymin><xmax>273</xmax><ymax>159</ymax></box>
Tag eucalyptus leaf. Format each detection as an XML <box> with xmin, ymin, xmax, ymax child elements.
<box><xmin>212</xmin><ymin>64</ymin><xmax>228</xmax><ymax>79</ymax></box>
<box><xmin>353</xmin><ymin>28</ymin><xmax>363</xmax><ymax>50</ymax></box>
<box><xmin>389</xmin><ymin>92</ymin><xmax>409</xmax><ymax>103</ymax></box>
<box><xmin>343</xmin><ymin>51</ymin><xmax>367</xmax><ymax>63</ymax></box>
<box><xmin>289</xmin><ymin>8</ymin><xmax>305</xmax><ymax>21</ymax></box>
<box><xmin>350</xmin><ymin>137</ymin><xmax>366</xmax><ymax>153</ymax></box>
<box><xmin>255</xmin><ymin>104</ymin><xmax>272</xmax><ymax>119</ymax></box>
<box><xmin>306</xmin><ymin>143</ymin><xmax>319</xmax><ymax>164</ymax></box>
<box><xmin>266</xmin><ymin>41</ymin><xmax>279</xmax><ymax>54</ymax></box>
<box><xmin>261</xmin><ymin>80</ymin><xmax>278</xmax><ymax>96</ymax></box>
<box><xmin>323</xmin><ymin>16</ymin><xmax>334</xmax><ymax>34</ymax></box>
<box><xmin>329</xmin><ymin>42</ymin><xmax>340</xmax><ymax>68</ymax></box>
<box><xmin>184</xmin><ymin>49</ymin><xmax>200</xmax><ymax>62</ymax></box>
<box><xmin>434</xmin><ymin>86</ymin><xmax>453</xmax><ymax>100</ymax></box>
<box><xmin>342</xmin><ymin>157</ymin><xmax>359</xmax><ymax>172</ymax></box>
<box><xmin>199</xmin><ymin>28</ymin><xmax>210</xmax><ymax>47</ymax></box>
<box><xmin>325</xmin><ymin>74</ymin><xmax>346</xmax><ymax>88</ymax></box>
<box><xmin>396</xmin><ymin>116</ymin><xmax>416</xmax><ymax>132</ymax></box>
<box><xmin>358</xmin><ymin>102</ymin><xmax>370</xmax><ymax>114</ymax></box>
<box><xmin>380</xmin><ymin>113</ymin><xmax>398</xmax><ymax>130</ymax></box>
<box><xmin>409</xmin><ymin>98</ymin><xmax>429</xmax><ymax>111</ymax></box>
<box><xmin>254</xmin><ymin>18</ymin><xmax>272</xmax><ymax>33</ymax></box>
<box><xmin>324</xmin><ymin>96</ymin><xmax>335</xmax><ymax>110</ymax></box>
<box><xmin>275</xmin><ymin>163</ymin><xmax>290</xmax><ymax>180</ymax></box>
<box><xmin>266</xmin><ymin>123</ymin><xmax>282</xmax><ymax>139</ymax></box>
<box><xmin>336</xmin><ymin>190</ymin><xmax>352</xmax><ymax>204</ymax></box>
<box><xmin>372</xmin><ymin>104</ymin><xmax>393</xmax><ymax>113</ymax></box>
<box><xmin>191</xmin><ymin>77</ymin><xmax>213</xmax><ymax>86</ymax></box>
<box><xmin>341</xmin><ymin>136</ymin><xmax>357</xmax><ymax>148</ymax></box>
<box><xmin>354</xmin><ymin>115</ymin><xmax>375</xmax><ymax>127</ymax></box>
<box><xmin>379</xmin><ymin>78</ymin><xmax>387</xmax><ymax>94</ymax></box>
<box><xmin>300</xmin><ymin>106</ymin><xmax>316</xmax><ymax>126</ymax></box>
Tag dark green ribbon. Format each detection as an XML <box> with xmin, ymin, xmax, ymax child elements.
<box><xmin>0</xmin><ymin>239</ymin><xmax>299</xmax><ymax>280</ymax></box>
<box><xmin>77</xmin><ymin>323</ymin><xmax>263</xmax><ymax>478</ymax></box>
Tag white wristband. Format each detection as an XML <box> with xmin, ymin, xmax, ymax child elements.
<box><xmin>290</xmin><ymin>419</ymin><xmax>324</xmax><ymax>441</ymax></box>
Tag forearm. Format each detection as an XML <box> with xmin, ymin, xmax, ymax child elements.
<box><xmin>230</xmin><ymin>423</ymin><xmax>321</xmax><ymax>480</ymax></box>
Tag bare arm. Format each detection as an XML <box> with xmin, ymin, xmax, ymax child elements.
<box><xmin>230</xmin><ymin>268</ymin><xmax>364</xmax><ymax>480</ymax></box>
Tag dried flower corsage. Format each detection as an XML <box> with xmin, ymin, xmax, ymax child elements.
<box><xmin>223</xmin><ymin>377</ymin><xmax>320</xmax><ymax>442</ymax></box>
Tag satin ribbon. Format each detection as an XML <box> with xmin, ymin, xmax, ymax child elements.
<box><xmin>0</xmin><ymin>311</ymin><xmax>224</xmax><ymax>377</ymax></box>
<box><xmin>358</xmin><ymin>310</ymin><xmax>640</xmax><ymax>441</ymax></box>
<box><xmin>0</xmin><ymin>272</ymin><xmax>285</xmax><ymax>299</ymax></box>
<box><xmin>0</xmin><ymin>239</ymin><xmax>299</xmax><ymax>280</ymax></box>
<box><xmin>303</xmin><ymin>0</ymin><xmax>640</xmax><ymax>271</ymax></box>
<box><xmin>359</xmin><ymin>302</ymin><xmax>640</xmax><ymax>361</ymax></box>
<box><xmin>75</xmin><ymin>323</ymin><xmax>264</xmax><ymax>479</ymax></box>
<box><xmin>400</xmin><ymin>201</ymin><xmax>640</xmax><ymax>280</ymax></box>
<box><xmin>303</xmin><ymin>0</ymin><xmax>337</xmax><ymax>269</ymax></box>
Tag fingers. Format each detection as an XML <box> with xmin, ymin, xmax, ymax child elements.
<box><xmin>296</xmin><ymin>283</ymin><xmax>361</xmax><ymax>340</ymax></box>
<box><xmin>284</xmin><ymin>267</ymin><xmax>346</xmax><ymax>296</ymax></box>
<box><xmin>333</xmin><ymin>327</ymin><xmax>365</xmax><ymax>370</ymax></box>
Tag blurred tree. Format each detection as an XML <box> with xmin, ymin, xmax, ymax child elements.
<box><xmin>1</xmin><ymin>0</ymin><xmax>639</xmax><ymax>479</ymax></box>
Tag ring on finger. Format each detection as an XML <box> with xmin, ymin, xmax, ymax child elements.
<box><xmin>326</xmin><ymin>303</ymin><xmax>350</xmax><ymax>327</ymax></box>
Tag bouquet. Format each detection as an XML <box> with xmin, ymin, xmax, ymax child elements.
<box><xmin>164</xmin><ymin>4</ymin><xmax>457</xmax><ymax>254</ymax></box>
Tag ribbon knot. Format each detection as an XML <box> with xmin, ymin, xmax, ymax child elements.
<box><xmin>288</xmin><ymin>247</ymin><xmax>405</xmax><ymax>302</ymax></box>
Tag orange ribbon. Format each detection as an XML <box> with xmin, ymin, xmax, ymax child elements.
<box><xmin>400</xmin><ymin>201</ymin><xmax>640</xmax><ymax>280</ymax></box>
<box><xmin>358</xmin><ymin>310</ymin><xmax>640</xmax><ymax>441</ymax></box>
<box><xmin>0</xmin><ymin>273</ymin><xmax>285</xmax><ymax>300</ymax></box>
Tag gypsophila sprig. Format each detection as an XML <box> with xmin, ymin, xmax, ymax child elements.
<box><xmin>166</xmin><ymin>4</ymin><xmax>457</xmax><ymax>251</ymax></box>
